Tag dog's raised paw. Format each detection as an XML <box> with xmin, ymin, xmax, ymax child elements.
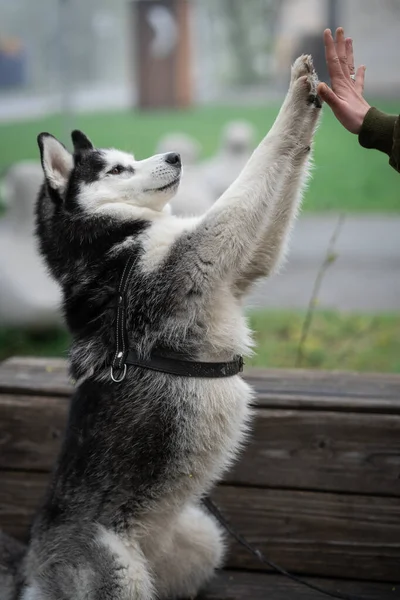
<box><xmin>291</xmin><ymin>54</ymin><xmax>321</xmax><ymax>108</ymax></box>
<box><xmin>291</xmin><ymin>54</ymin><xmax>315</xmax><ymax>83</ymax></box>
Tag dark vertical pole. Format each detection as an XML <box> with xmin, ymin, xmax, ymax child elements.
<box><xmin>132</xmin><ymin>0</ymin><xmax>192</xmax><ymax>110</ymax></box>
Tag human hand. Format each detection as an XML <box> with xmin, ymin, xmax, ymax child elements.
<box><xmin>317</xmin><ymin>28</ymin><xmax>370</xmax><ymax>134</ymax></box>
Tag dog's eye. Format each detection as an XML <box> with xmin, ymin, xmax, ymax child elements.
<box><xmin>107</xmin><ymin>165</ymin><xmax>124</xmax><ymax>176</ymax></box>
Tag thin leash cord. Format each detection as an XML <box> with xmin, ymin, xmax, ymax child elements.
<box><xmin>203</xmin><ymin>497</ymin><xmax>367</xmax><ymax>600</ymax></box>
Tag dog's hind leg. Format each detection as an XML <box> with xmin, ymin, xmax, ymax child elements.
<box><xmin>21</xmin><ymin>525</ymin><xmax>155</xmax><ymax>600</ymax></box>
<box><xmin>234</xmin><ymin>55</ymin><xmax>322</xmax><ymax>295</ymax></box>
<box><xmin>150</xmin><ymin>504</ymin><xmax>225</xmax><ymax>599</ymax></box>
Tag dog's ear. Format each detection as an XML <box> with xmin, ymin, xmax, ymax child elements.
<box><xmin>71</xmin><ymin>130</ymin><xmax>94</xmax><ymax>154</ymax></box>
<box><xmin>37</xmin><ymin>133</ymin><xmax>73</xmax><ymax>193</ymax></box>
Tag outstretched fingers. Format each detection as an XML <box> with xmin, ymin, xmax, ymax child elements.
<box><xmin>335</xmin><ymin>27</ymin><xmax>350</xmax><ymax>78</ymax></box>
<box><xmin>323</xmin><ymin>28</ymin><xmax>343</xmax><ymax>84</ymax></box>
<box><xmin>320</xmin><ymin>27</ymin><xmax>370</xmax><ymax>134</ymax></box>
<box><xmin>345</xmin><ymin>38</ymin><xmax>355</xmax><ymax>78</ymax></box>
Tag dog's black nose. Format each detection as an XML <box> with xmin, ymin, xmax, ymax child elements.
<box><xmin>164</xmin><ymin>152</ymin><xmax>181</xmax><ymax>167</ymax></box>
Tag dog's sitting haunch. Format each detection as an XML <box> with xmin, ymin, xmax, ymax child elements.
<box><xmin>11</xmin><ymin>56</ymin><xmax>321</xmax><ymax>600</ymax></box>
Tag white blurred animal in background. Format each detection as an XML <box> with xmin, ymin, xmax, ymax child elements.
<box><xmin>202</xmin><ymin>121</ymin><xmax>256</xmax><ymax>201</ymax></box>
<box><xmin>157</xmin><ymin>133</ymin><xmax>214</xmax><ymax>217</ymax></box>
<box><xmin>0</xmin><ymin>161</ymin><xmax>62</xmax><ymax>328</ymax></box>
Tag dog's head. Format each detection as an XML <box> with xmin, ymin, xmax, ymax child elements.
<box><xmin>37</xmin><ymin>130</ymin><xmax>181</xmax><ymax>216</ymax></box>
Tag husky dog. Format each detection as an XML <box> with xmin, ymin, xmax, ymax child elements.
<box><xmin>10</xmin><ymin>55</ymin><xmax>321</xmax><ymax>600</ymax></box>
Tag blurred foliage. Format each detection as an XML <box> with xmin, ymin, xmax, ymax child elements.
<box><xmin>0</xmin><ymin>328</ymin><xmax>69</xmax><ymax>361</ymax></box>
<box><xmin>1</xmin><ymin>310</ymin><xmax>400</xmax><ymax>373</ymax></box>
<box><xmin>0</xmin><ymin>102</ymin><xmax>398</xmax><ymax>212</ymax></box>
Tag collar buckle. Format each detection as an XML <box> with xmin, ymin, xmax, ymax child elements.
<box><xmin>110</xmin><ymin>364</ymin><xmax>127</xmax><ymax>383</ymax></box>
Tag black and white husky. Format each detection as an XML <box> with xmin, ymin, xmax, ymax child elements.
<box><xmin>11</xmin><ymin>56</ymin><xmax>321</xmax><ymax>600</ymax></box>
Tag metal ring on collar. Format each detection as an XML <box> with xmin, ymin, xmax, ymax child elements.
<box><xmin>110</xmin><ymin>364</ymin><xmax>127</xmax><ymax>383</ymax></box>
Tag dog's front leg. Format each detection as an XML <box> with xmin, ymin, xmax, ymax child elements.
<box><xmin>234</xmin><ymin>55</ymin><xmax>322</xmax><ymax>295</ymax></box>
<box><xmin>179</xmin><ymin>55</ymin><xmax>321</xmax><ymax>288</ymax></box>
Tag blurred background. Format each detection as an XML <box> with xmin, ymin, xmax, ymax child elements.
<box><xmin>0</xmin><ymin>0</ymin><xmax>399</xmax><ymax>372</ymax></box>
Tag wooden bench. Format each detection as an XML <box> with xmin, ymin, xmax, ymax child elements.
<box><xmin>1</xmin><ymin>356</ymin><xmax>400</xmax><ymax>599</ymax></box>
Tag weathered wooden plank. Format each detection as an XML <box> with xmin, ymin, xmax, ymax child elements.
<box><xmin>2</xmin><ymin>394</ymin><xmax>400</xmax><ymax>496</ymax></box>
<box><xmin>247</xmin><ymin>367</ymin><xmax>400</xmax><ymax>413</ymax></box>
<box><xmin>0</xmin><ymin>357</ymin><xmax>71</xmax><ymax>397</ymax></box>
<box><xmin>1</xmin><ymin>473</ymin><xmax>399</xmax><ymax>582</ymax></box>
<box><xmin>212</xmin><ymin>486</ymin><xmax>400</xmax><ymax>582</ymax></box>
<box><xmin>228</xmin><ymin>409</ymin><xmax>400</xmax><ymax>495</ymax></box>
<box><xmin>0</xmin><ymin>472</ymin><xmax>46</xmax><ymax>541</ymax></box>
<box><xmin>199</xmin><ymin>571</ymin><xmax>400</xmax><ymax>600</ymax></box>
<box><xmin>1</xmin><ymin>357</ymin><xmax>400</xmax><ymax>413</ymax></box>
<box><xmin>0</xmin><ymin>395</ymin><xmax>66</xmax><ymax>471</ymax></box>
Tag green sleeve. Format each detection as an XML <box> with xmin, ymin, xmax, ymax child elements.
<box><xmin>358</xmin><ymin>107</ymin><xmax>400</xmax><ymax>173</ymax></box>
<box><xmin>390</xmin><ymin>115</ymin><xmax>400</xmax><ymax>172</ymax></box>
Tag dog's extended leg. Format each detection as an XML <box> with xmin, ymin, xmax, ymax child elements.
<box><xmin>169</xmin><ymin>56</ymin><xmax>321</xmax><ymax>291</ymax></box>
<box><xmin>234</xmin><ymin>55</ymin><xmax>322</xmax><ymax>295</ymax></box>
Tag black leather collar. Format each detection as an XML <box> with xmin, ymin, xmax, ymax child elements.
<box><xmin>110</xmin><ymin>256</ymin><xmax>244</xmax><ymax>382</ymax></box>
<box><xmin>124</xmin><ymin>349</ymin><xmax>244</xmax><ymax>379</ymax></box>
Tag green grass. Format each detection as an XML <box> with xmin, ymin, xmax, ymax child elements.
<box><xmin>2</xmin><ymin>310</ymin><xmax>400</xmax><ymax>373</ymax></box>
<box><xmin>0</xmin><ymin>101</ymin><xmax>399</xmax><ymax>212</ymax></box>
<box><xmin>248</xmin><ymin>310</ymin><xmax>400</xmax><ymax>373</ymax></box>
